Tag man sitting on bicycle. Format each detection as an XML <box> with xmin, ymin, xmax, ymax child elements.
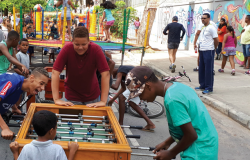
<box><xmin>108</xmin><ymin>65</ymin><xmax>155</xmax><ymax>132</ymax></box>
<box><xmin>0</xmin><ymin>67</ymin><xmax>49</xmax><ymax>140</ymax></box>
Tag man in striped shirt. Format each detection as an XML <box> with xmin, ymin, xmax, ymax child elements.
<box><xmin>195</xmin><ymin>13</ymin><xmax>219</xmax><ymax>94</ymax></box>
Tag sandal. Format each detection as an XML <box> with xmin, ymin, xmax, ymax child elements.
<box><xmin>239</xmin><ymin>65</ymin><xmax>245</xmax><ymax>67</ymax></box>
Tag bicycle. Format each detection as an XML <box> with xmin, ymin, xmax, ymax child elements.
<box><xmin>161</xmin><ymin>66</ymin><xmax>191</xmax><ymax>82</ymax></box>
<box><xmin>109</xmin><ymin>92</ymin><xmax>165</xmax><ymax>119</ymax></box>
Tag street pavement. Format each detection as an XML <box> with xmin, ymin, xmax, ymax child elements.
<box><xmin>1</xmin><ymin>49</ymin><xmax>250</xmax><ymax>159</ymax></box>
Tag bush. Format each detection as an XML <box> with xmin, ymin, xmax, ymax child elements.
<box><xmin>97</xmin><ymin>1</ymin><xmax>137</xmax><ymax>38</ymax></box>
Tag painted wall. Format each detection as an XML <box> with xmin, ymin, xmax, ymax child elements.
<box><xmin>145</xmin><ymin>0</ymin><xmax>250</xmax><ymax>65</ymax></box>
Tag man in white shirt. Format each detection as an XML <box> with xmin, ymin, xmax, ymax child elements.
<box><xmin>193</xmin><ymin>20</ymin><xmax>217</xmax><ymax>71</ymax></box>
<box><xmin>195</xmin><ymin>13</ymin><xmax>219</xmax><ymax>94</ymax></box>
<box><xmin>0</xmin><ymin>26</ymin><xmax>4</xmax><ymax>42</ymax></box>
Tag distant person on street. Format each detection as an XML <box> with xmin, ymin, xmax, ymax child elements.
<box><xmin>193</xmin><ymin>20</ymin><xmax>217</xmax><ymax>71</ymax></box>
<box><xmin>241</xmin><ymin>15</ymin><xmax>250</xmax><ymax>73</ymax></box>
<box><xmin>163</xmin><ymin>16</ymin><xmax>185</xmax><ymax>73</ymax></box>
<box><xmin>218</xmin><ymin>26</ymin><xmax>237</xmax><ymax>75</ymax></box>
<box><xmin>195</xmin><ymin>13</ymin><xmax>219</xmax><ymax>94</ymax></box>
<box><xmin>216</xmin><ymin>17</ymin><xmax>227</xmax><ymax>60</ymax></box>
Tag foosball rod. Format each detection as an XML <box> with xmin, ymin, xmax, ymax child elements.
<box><xmin>57</xmin><ymin>126</ymin><xmax>113</xmax><ymax>132</ymax></box>
<box><xmin>57</xmin><ymin>122</ymin><xmax>110</xmax><ymax>127</ymax></box>
<box><xmin>28</xmin><ymin>135</ymin><xmax>117</xmax><ymax>143</ymax></box>
<box><xmin>131</xmin><ymin>146</ymin><xmax>155</xmax><ymax>151</ymax></box>
<box><xmin>56</xmin><ymin>131</ymin><xmax>114</xmax><ymax>137</ymax></box>
<box><xmin>120</xmin><ymin>125</ymin><xmax>143</xmax><ymax>129</ymax></box>
<box><xmin>56</xmin><ymin>114</ymin><xmax>108</xmax><ymax>120</ymax></box>
<box><xmin>131</xmin><ymin>153</ymin><xmax>156</xmax><ymax>157</ymax></box>
<box><xmin>58</xmin><ymin>118</ymin><xmax>108</xmax><ymax>123</ymax></box>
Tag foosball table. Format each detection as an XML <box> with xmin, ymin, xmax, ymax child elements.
<box><xmin>15</xmin><ymin>103</ymin><xmax>133</xmax><ymax>160</ymax></box>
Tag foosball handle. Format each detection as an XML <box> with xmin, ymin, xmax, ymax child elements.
<box><xmin>126</xmin><ymin>135</ymin><xmax>140</xmax><ymax>139</ymax></box>
<box><xmin>149</xmin><ymin>147</ymin><xmax>156</xmax><ymax>151</ymax></box>
<box><xmin>8</xmin><ymin>123</ymin><xmax>21</xmax><ymax>127</ymax></box>
<box><xmin>129</xmin><ymin>126</ymin><xmax>143</xmax><ymax>129</ymax></box>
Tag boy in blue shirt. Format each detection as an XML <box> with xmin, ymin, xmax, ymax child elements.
<box><xmin>125</xmin><ymin>66</ymin><xmax>218</xmax><ymax>160</ymax></box>
<box><xmin>0</xmin><ymin>67</ymin><xmax>49</xmax><ymax>140</ymax></box>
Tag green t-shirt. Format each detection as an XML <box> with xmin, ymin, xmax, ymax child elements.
<box><xmin>0</xmin><ymin>41</ymin><xmax>13</xmax><ymax>74</ymax></box>
<box><xmin>164</xmin><ymin>82</ymin><xmax>218</xmax><ymax>160</ymax></box>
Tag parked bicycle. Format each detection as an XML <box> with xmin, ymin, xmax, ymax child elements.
<box><xmin>161</xmin><ymin>66</ymin><xmax>191</xmax><ymax>82</ymax></box>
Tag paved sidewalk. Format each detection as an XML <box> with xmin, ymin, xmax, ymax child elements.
<box><xmin>123</xmin><ymin>50</ymin><xmax>250</xmax><ymax>129</ymax></box>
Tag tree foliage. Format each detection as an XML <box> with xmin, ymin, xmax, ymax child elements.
<box><xmin>0</xmin><ymin>0</ymin><xmax>47</xmax><ymax>13</ymax></box>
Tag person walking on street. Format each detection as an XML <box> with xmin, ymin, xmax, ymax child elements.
<box><xmin>163</xmin><ymin>16</ymin><xmax>185</xmax><ymax>73</ymax></box>
<box><xmin>241</xmin><ymin>15</ymin><xmax>250</xmax><ymax>73</ymax></box>
<box><xmin>218</xmin><ymin>26</ymin><xmax>237</xmax><ymax>75</ymax></box>
<box><xmin>195</xmin><ymin>13</ymin><xmax>219</xmax><ymax>94</ymax></box>
<box><xmin>216</xmin><ymin>17</ymin><xmax>227</xmax><ymax>60</ymax></box>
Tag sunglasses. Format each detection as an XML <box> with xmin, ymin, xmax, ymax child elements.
<box><xmin>201</xmin><ymin>18</ymin><xmax>207</xmax><ymax>20</ymax></box>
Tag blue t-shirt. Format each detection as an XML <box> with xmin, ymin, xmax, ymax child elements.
<box><xmin>104</xmin><ymin>9</ymin><xmax>115</xmax><ymax>22</ymax></box>
<box><xmin>26</xmin><ymin>32</ymin><xmax>35</xmax><ymax>39</ymax></box>
<box><xmin>0</xmin><ymin>73</ymin><xmax>24</xmax><ymax>114</ymax></box>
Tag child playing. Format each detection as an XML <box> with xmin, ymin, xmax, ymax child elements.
<box><xmin>0</xmin><ymin>31</ymin><xmax>29</xmax><ymax>75</ymax></box>
<box><xmin>218</xmin><ymin>26</ymin><xmax>237</xmax><ymax>76</ymax></box>
<box><xmin>55</xmin><ymin>0</ymin><xmax>77</xmax><ymax>41</ymax></box>
<box><xmin>10</xmin><ymin>110</ymin><xmax>79</xmax><ymax>160</ymax></box>
<box><xmin>108</xmin><ymin>65</ymin><xmax>155</xmax><ymax>131</ymax></box>
<box><xmin>48</xmin><ymin>33</ymin><xmax>57</xmax><ymax>63</ymax></box>
<box><xmin>134</xmin><ymin>17</ymin><xmax>140</xmax><ymax>37</ymax></box>
<box><xmin>26</xmin><ymin>26</ymin><xmax>36</xmax><ymax>63</ymax></box>
<box><xmin>0</xmin><ymin>68</ymin><xmax>48</xmax><ymax>140</ymax></box>
<box><xmin>125</xmin><ymin>66</ymin><xmax>218</xmax><ymax>160</ymax></box>
<box><xmin>14</xmin><ymin>38</ymin><xmax>29</xmax><ymax>78</ymax></box>
<box><xmin>100</xmin><ymin>1</ymin><xmax>116</xmax><ymax>42</ymax></box>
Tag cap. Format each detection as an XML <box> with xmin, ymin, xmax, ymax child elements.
<box><xmin>172</xmin><ymin>16</ymin><xmax>178</xmax><ymax>21</ymax></box>
<box><xmin>125</xmin><ymin>66</ymin><xmax>153</xmax><ymax>99</ymax></box>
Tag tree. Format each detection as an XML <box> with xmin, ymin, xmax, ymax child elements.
<box><xmin>0</xmin><ymin>0</ymin><xmax>46</xmax><ymax>14</ymax></box>
<box><xmin>136</xmin><ymin>4</ymin><xmax>157</xmax><ymax>46</ymax></box>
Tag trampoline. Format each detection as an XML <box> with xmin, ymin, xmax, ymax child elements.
<box><xmin>28</xmin><ymin>40</ymin><xmax>144</xmax><ymax>64</ymax></box>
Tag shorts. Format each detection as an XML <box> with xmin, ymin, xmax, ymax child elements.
<box><xmin>106</xmin><ymin>20</ymin><xmax>115</xmax><ymax>26</ymax></box>
<box><xmin>27</xmin><ymin>46</ymin><xmax>34</xmax><ymax>54</ymax></box>
<box><xmin>122</xmin><ymin>89</ymin><xmax>140</xmax><ymax>105</ymax></box>
<box><xmin>65</xmin><ymin>96</ymin><xmax>100</xmax><ymax>105</ymax></box>
<box><xmin>242</xmin><ymin>44</ymin><xmax>250</xmax><ymax>57</ymax></box>
<box><xmin>61</xmin><ymin>16</ymin><xmax>71</xmax><ymax>21</ymax></box>
<box><xmin>223</xmin><ymin>47</ymin><xmax>236</xmax><ymax>56</ymax></box>
<box><xmin>168</xmin><ymin>42</ymin><xmax>180</xmax><ymax>49</ymax></box>
<box><xmin>135</xmin><ymin>26</ymin><xmax>139</xmax><ymax>29</ymax></box>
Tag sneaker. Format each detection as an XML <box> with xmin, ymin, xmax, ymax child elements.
<box><xmin>195</xmin><ymin>87</ymin><xmax>204</xmax><ymax>91</ymax></box>
<box><xmin>202</xmin><ymin>90</ymin><xmax>213</xmax><ymax>94</ymax></box>
<box><xmin>245</xmin><ymin>70</ymin><xmax>250</xmax><ymax>74</ymax></box>
<box><xmin>193</xmin><ymin>68</ymin><xmax>199</xmax><ymax>71</ymax></box>
<box><xmin>169</xmin><ymin>65</ymin><xmax>172</xmax><ymax>69</ymax></box>
<box><xmin>231</xmin><ymin>71</ymin><xmax>235</xmax><ymax>76</ymax></box>
<box><xmin>218</xmin><ymin>69</ymin><xmax>224</xmax><ymax>73</ymax></box>
<box><xmin>171</xmin><ymin>64</ymin><xmax>176</xmax><ymax>73</ymax></box>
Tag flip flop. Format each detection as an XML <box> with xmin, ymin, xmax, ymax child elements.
<box><xmin>239</xmin><ymin>65</ymin><xmax>245</xmax><ymax>67</ymax></box>
<box><xmin>140</xmin><ymin>127</ymin><xmax>155</xmax><ymax>132</ymax></box>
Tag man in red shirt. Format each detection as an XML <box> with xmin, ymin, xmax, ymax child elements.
<box><xmin>52</xmin><ymin>27</ymin><xmax>110</xmax><ymax>107</ymax></box>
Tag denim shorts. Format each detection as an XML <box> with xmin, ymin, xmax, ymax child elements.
<box><xmin>242</xmin><ymin>44</ymin><xmax>250</xmax><ymax>57</ymax></box>
<box><xmin>61</xmin><ymin>16</ymin><xmax>71</xmax><ymax>21</ymax></box>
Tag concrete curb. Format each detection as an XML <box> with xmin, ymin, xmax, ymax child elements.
<box><xmin>125</xmin><ymin>52</ymin><xmax>250</xmax><ymax>130</ymax></box>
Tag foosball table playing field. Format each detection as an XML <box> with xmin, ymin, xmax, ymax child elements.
<box><xmin>14</xmin><ymin>103</ymin><xmax>156</xmax><ymax>160</ymax></box>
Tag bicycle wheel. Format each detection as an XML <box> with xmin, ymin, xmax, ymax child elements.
<box><xmin>127</xmin><ymin>101</ymin><xmax>165</xmax><ymax>118</ymax></box>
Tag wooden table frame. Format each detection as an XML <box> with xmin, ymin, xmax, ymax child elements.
<box><xmin>16</xmin><ymin>103</ymin><xmax>131</xmax><ymax>160</ymax></box>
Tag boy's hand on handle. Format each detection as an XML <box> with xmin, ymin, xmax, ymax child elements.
<box><xmin>153</xmin><ymin>150</ymin><xmax>174</xmax><ymax>160</ymax></box>
<box><xmin>10</xmin><ymin>141</ymin><xmax>19</xmax><ymax>154</ymax></box>
<box><xmin>87</xmin><ymin>101</ymin><xmax>106</xmax><ymax>108</ymax></box>
<box><xmin>68</xmin><ymin>141</ymin><xmax>79</xmax><ymax>153</ymax></box>
<box><xmin>12</xmin><ymin>108</ymin><xmax>22</xmax><ymax>115</ymax></box>
<box><xmin>1</xmin><ymin>128</ymin><xmax>15</xmax><ymax>140</ymax></box>
<box><xmin>21</xmin><ymin>65</ymin><xmax>29</xmax><ymax>76</ymax></box>
<box><xmin>153</xmin><ymin>141</ymin><xmax>171</xmax><ymax>154</ymax></box>
<box><xmin>55</xmin><ymin>99</ymin><xmax>74</xmax><ymax>106</ymax></box>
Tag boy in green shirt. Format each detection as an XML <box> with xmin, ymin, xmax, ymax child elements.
<box><xmin>125</xmin><ymin>66</ymin><xmax>218</xmax><ymax>160</ymax></box>
<box><xmin>0</xmin><ymin>31</ymin><xmax>29</xmax><ymax>75</ymax></box>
